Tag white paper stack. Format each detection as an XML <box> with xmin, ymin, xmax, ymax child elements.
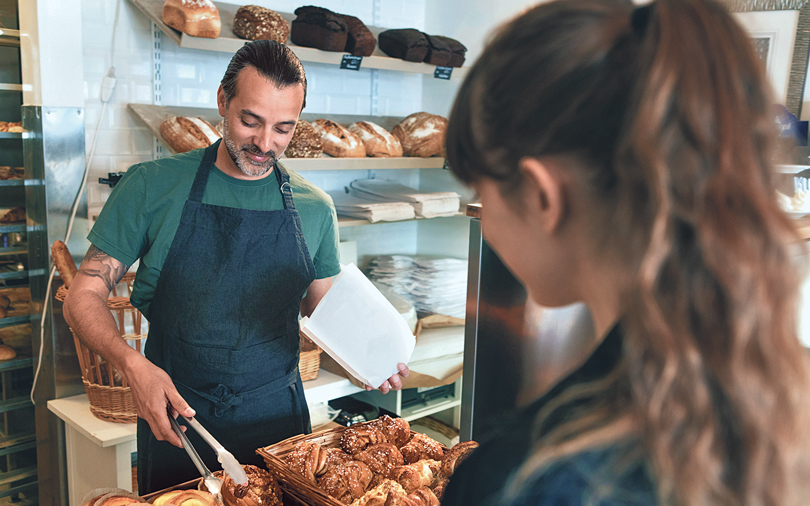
<box><xmin>329</xmin><ymin>191</ymin><xmax>416</xmax><ymax>223</ymax></box>
<box><xmin>367</xmin><ymin>255</ymin><xmax>468</xmax><ymax>319</ymax></box>
<box><xmin>348</xmin><ymin>179</ymin><xmax>461</xmax><ymax>218</ymax></box>
<box><xmin>409</xmin><ymin>325</ymin><xmax>465</xmax><ymax>382</ymax></box>
<box><xmin>300</xmin><ymin>264</ymin><xmax>416</xmax><ymax>388</ymax></box>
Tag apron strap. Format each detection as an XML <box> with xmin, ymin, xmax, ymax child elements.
<box><xmin>274</xmin><ymin>162</ymin><xmax>295</xmax><ymax>211</ymax></box>
<box><xmin>188</xmin><ymin>139</ymin><xmax>222</xmax><ymax>203</ymax></box>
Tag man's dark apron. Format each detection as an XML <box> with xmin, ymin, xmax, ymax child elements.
<box><xmin>137</xmin><ymin>140</ymin><xmax>315</xmax><ymax>493</ymax></box>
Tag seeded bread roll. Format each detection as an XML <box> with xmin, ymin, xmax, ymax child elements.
<box><xmin>340</xmin><ymin>14</ymin><xmax>376</xmax><ymax>57</ymax></box>
<box><xmin>349</xmin><ymin>121</ymin><xmax>403</xmax><ymax>158</ymax></box>
<box><xmin>392</xmin><ymin>112</ymin><xmax>448</xmax><ymax>157</ymax></box>
<box><xmin>232</xmin><ymin>5</ymin><xmax>289</xmax><ymax>43</ymax></box>
<box><xmin>162</xmin><ymin>0</ymin><xmax>221</xmax><ymax>39</ymax></box>
<box><xmin>291</xmin><ymin>6</ymin><xmax>347</xmax><ymax>52</ymax></box>
<box><xmin>312</xmin><ymin>119</ymin><xmax>366</xmax><ymax>158</ymax></box>
<box><xmin>284</xmin><ymin>120</ymin><xmax>323</xmax><ymax>158</ymax></box>
<box><xmin>159</xmin><ymin>116</ymin><xmax>221</xmax><ymax>153</ymax></box>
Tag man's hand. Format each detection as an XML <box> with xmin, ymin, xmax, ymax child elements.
<box><xmin>365</xmin><ymin>363</ymin><xmax>410</xmax><ymax>394</ymax></box>
<box><xmin>124</xmin><ymin>355</ymin><xmax>195</xmax><ymax>447</ymax></box>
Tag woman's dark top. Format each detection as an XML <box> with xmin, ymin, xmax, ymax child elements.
<box><xmin>441</xmin><ymin>325</ymin><xmax>659</xmax><ymax>506</ymax></box>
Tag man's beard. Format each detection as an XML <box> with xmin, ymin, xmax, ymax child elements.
<box><xmin>222</xmin><ymin>116</ymin><xmax>277</xmax><ymax>177</ymax></box>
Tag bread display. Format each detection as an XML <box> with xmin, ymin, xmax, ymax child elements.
<box><xmin>0</xmin><ymin>167</ymin><xmax>24</xmax><ymax>180</ymax></box>
<box><xmin>0</xmin><ymin>207</ymin><xmax>25</xmax><ymax>224</ymax></box>
<box><xmin>151</xmin><ymin>489</ymin><xmax>216</xmax><ymax>506</ymax></box>
<box><xmin>284</xmin><ymin>120</ymin><xmax>323</xmax><ymax>158</ymax></box>
<box><xmin>348</xmin><ymin>122</ymin><xmax>403</xmax><ymax>158</ymax></box>
<box><xmin>423</xmin><ymin>35</ymin><xmax>451</xmax><ymax>67</ymax></box>
<box><xmin>83</xmin><ymin>492</ymin><xmax>144</xmax><ymax>506</ymax></box>
<box><xmin>312</xmin><ymin>120</ymin><xmax>366</xmax><ymax>158</ymax></box>
<box><xmin>220</xmin><ymin>464</ymin><xmax>283</xmax><ymax>506</ymax></box>
<box><xmin>162</xmin><ymin>0</ymin><xmax>221</xmax><ymax>39</ymax></box>
<box><xmin>0</xmin><ymin>345</ymin><xmax>16</xmax><ymax>361</ymax></box>
<box><xmin>340</xmin><ymin>14</ymin><xmax>376</xmax><ymax>57</ymax></box>
<box><xmin>291</xmin><ymin>6</ymin><xmax>348</xmax><ymax>52</ymax></box>
<box><xmin>378</xmin><ymin>29</ymin><xmax>429</xmax><ymax>63</ymax></box>
<box><xmin>430</xmin><ymin>36</ymin><xmax>466</xmax><ymax>67</ymax></box>
<box><xmin>439</xmin><ymin>440</ymin><xmax>478</xmax><ymax>476</ymax></box>
<box><xmin>283</xmin><ymin>416</ymin><xmax>477</xmax><ymax>506</ymax></box>
<box><xmin>159</xmin><ymin>116</ymin><xmax>221</xmax><ymax>154</ymax></box>
<box><xmin>232</xmin><ymin>5</ymin><xmax>289</xmax><ymax>43</ymax></box>
<box><xmin>0</xmin><ymin>121</ymin><xmax>22</xmax><ymax>133</ymax></box>
<box><xmin>392</xmin><ymin>113</ymin><xmax>448</xmax><ymax>158</ymax></box>
<box><xmin>52</xmin><ymin>240</ymin><xmax>78</xmax><ymax>289</ymax></box>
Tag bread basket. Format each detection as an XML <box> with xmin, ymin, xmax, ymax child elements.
<box><xmin>56</xmin><ymin>273</ymin><xmax>144</xmax><ymax>423</ymax></box>
<box><xmin>298</xmin><ymin>333</ymin><xmax>322</xmax><ymax>381</ymax></box>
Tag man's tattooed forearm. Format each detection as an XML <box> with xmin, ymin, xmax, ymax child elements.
<box><xmin>81</xmin><ymin>245</ymin><xmax>131</xmax><ymax>292</ymax></box>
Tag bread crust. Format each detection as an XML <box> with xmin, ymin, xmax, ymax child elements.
<box><xmin>349</xmin><ymin>122</ymin><xmax>403</xmax><ymax>158</ymax></box>
<box><xmin>392</xmin><ymin>113</ymin><xmax>448</xmax><ymax>158</ymax></box>
<box><xmin>159</xmin><ymin>116</ymin><xmax>220</xmax><ymax>153</ymax></box>
<box><xmin>163</xmin><ymin>0</ymin><xmax>221</xmax><ymax>39</ymax></box>
<box><xmin>312</xmin><ymin>119</ymin><xmax>366</xmax><ymax>158</ymax></box>
<box><xmin>284</xmin><ymin>120</ymin><xmax>323</xmax><ymax>158</ymax></box>
<box><xmin>233</xmin><ymin>5</ymin><xmax>289</xmax><ymax>43</ymax></box>
<box><xmin>52</xmin><ymin>240</ymin><xmax>78</xmax><ymax>289</ymax></box>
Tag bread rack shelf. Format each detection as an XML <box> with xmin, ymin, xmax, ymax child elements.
<box><xmin>0</xmin><ymin>29</ymin><xmax>20</xmax><ymax>48</ymax></box>
<box><xmin>129</xmin><ymin>103</ymin><xmax>449</xmax><ymax>171</ymax></box>
<box><xmin>778</xmin><ymin>164</ymin><xmax>810</xmax><ymax>174</ymax></box>
<box><xmin>127</xmin><ymin>0</ymin><xmax>470</xmax><ymax>81</ymax></box>
<box><xmin>0</xmin><ymin>133</ymin><xmax>22</xmax><ymax>139</ymax></box>
<box><xmin>0</xmin><ymin>84</ymin><xmax>23</xmax><ymax>92</ymax></box>
<box><xmin>338</xmin><ymin>212</ymin><xmax>465</xmax><ymax>228</ymax></box>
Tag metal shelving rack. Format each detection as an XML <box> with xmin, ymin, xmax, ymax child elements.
<box><xmin>0</xmin><ymin>2</ymin><xmax>37</xmax><ymax>502</ymax></box>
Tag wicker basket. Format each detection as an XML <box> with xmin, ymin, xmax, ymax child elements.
<box><xmin>299</xmin><ymin>334</ymin><xmax>322</xmax><ymax>381</ymax></box>
<box><xmin>56</xmin><ymin>273</ymin><xmax>144</xmax><ymax>424</ymax></box>
<box><xmin>256</xmin><ymin>421</ymin><xmax>448</xmax><ymax>506</ymax></box>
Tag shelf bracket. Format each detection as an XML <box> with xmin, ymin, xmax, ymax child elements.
<box><xmin>151</xmin><ymin>22</ymin><xmax>165</xmax><ymax>160</ymax></box>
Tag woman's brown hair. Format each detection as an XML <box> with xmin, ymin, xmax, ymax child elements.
<box><xmin>447</xmin><ymin>0</ymin><xmax>810</xmax><ymax>505</ymax></box>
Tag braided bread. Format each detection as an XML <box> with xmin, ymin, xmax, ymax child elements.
<box><xmin>384</xmin><ymin>486</ymin><xmax>440</xmax><ymax>506</ymax></box>
<box><xmin>352</xmin><ymin>443</ymin><xmax>404</xmax><ymax>478</ymax></box>
<box><xmin>390</xmin><ymin>460</ymin><xmax>442</xmax><ymax>494</ymax></box>
<box><xmin>399</xmin><ymin>434</ymin><xmax>444</xmax><ymax>464</ymax></box>
<box><xmin>319</xmin><ymin>461</ymin><xmax>374</xmax><ymax>504</ymax></box>
<box><xmin>369</xmin><ymin>415</ymin><xmax>411</xmax><ymax>448</ymax></box>
<box><xmin>341</xmin><ymin>424</ymin><xmax>387</xmax><ymax>455</ymax></box>
<box><xmin>285</xmin><ymin>441</ymin><xmax>331</xmax><ymax>484</ymax></box>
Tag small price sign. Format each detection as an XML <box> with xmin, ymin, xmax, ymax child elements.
<box><xmin>340</xmin><ymin>55</ymin><xmax>363</xmax><ymax>71</ymax></box>
<box><xmin>434</xmin><ymin>66</ymin><xmax>453</xmax><ymax>80</ymax></box>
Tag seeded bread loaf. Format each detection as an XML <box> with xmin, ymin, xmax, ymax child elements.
<box><xmin>284</xmin><ymin>120</ymin><xmax>323</xmax><ymax>158</ymax></box>
<box><xmin>159</xmin><ymin>116</ymin><xmax>221</xmax><ymax>153</ymax></box>
<box><xmin>232</xmin><ymin>5</ymin><xmax>289</xmax><ymax>43</ymax></box>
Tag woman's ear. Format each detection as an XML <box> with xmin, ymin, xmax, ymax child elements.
<box><xmin>519</xmin><ymin>157</ymin><xmax>568</xmax><ymax>234</ymax></box>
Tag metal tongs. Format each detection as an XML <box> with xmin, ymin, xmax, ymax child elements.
<box><xmin>168</xmin><ymin>407</ymin><xmax>249</xmax><ymax>503</ymax></box>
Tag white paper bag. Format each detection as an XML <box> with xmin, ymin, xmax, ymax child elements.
<box><xmin>300</xmin><ymin>264</ymin><xmax>415</xmax><ymax>388</ymax></box>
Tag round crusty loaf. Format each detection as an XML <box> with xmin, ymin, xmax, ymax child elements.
<box><xmin>232</xmin><ymin>5</ymin><xmax>290</xmax><ymax>43</ymax></box>
<box><xmin>392</xmin><ymin>112</ymin><xmax>448</xmax><ymax>158</ymax></box>
<box><xmin>162</xmin><ymin>0</ymin><xmax>221</xmax><ymax>39</ymax></box>
<box><xmin>312</xmin><ymin>119</ymin><xmax>366</xmax><ymax>158</ymax></box>
<box><xmin>159</xmin><ymin>116</ymin><xmax>221</xmax><ymax>154</ymax></box>
<box><xmin>284</xmin><ymin>120</ymin><xmax>323</xmax><ymax>158</ymax></box>
<box><xmin>348</xmin><ymin>121</ymin><xmax>403</xmax><ymax>158</ymax></box>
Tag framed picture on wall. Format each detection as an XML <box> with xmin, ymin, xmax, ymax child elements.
<box><xmin>722</xmin><ymin>0</ymin><xmax>810</xmax><ymax>120</ymax></box>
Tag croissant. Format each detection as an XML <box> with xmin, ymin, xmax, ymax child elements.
<box><xmin>286</xmin><ymin>441</ymin><xmax>330</xmax><ymax>484</ymax></box>
<box><xmin>369</xmin><ymin>415</ymin><xmax>411</xmax><ymax>448</ymax></box>
<box><xmin>399</xmin><ymin>434</ymin><xmax>444</xmax><ymax>464</ymax></box>
<box><xmin>353</xmin><ymin>443</ymin><xmax>405</xmax><ymax>478</ymax></box>
<box><xmin>390</xmin><ymin>460</ymin><xmax>442</xmax><ymax>494</ymax></box>
<box><xmin>384</xmin><ymin>486</ymin><xmax>440</xmax><ymax>506</ymax></box>
<box><xmin>440</xmin><ymin>440</ymin><xmax>479</xmax><ymax>477</ymax></box>
<box><xmin>341</xmin><ymin>424</ymin><xmax>388</xmax><ymax>455</ymax></box>
<box><xmin>319</xmin><ymin>461</ymin><xmax>374</xmax><ymax>504</ymax></box>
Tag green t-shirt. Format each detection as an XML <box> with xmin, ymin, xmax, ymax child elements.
<box><xmin>88</xmin><ymin>148</ymin><xmax>341</xmax><ymax>319</ymax></box>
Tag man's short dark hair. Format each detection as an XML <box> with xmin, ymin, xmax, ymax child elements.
<box><xmin>221</xmin><ymin>40</ymin><xmax>307</xmax><ymax>108</ymax></box>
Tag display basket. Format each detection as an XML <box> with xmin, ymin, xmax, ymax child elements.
<box><xmin>56</xmin><ymin>273</ymin><xmax>144</xmax><ymax>423</ymax></box>
<box><xmin>256</xmin><ymin>421</ymin><xmax>448</xmax><ymax>506</ymax></box>
<box><xmin>299</xmin><ymin>333</ymin><xmax>322</xmax><ymax>381</ymax></box>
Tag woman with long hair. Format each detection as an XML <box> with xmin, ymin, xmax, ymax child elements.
<box><xmin>441</xmin><ymin>0</ymin><xmax>810</xmax><ymax>505</ymax></box>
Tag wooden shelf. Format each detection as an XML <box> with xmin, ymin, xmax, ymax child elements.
<box><xmin>401</xmin><ymin>398</ymin><xmax>461</xmax><ymax>422</ymax></box>
<box><xmin>0</xmin><ymin>357</ymin><xmax>33</xmax><ymax>372</ymax></box>
<box><xmin>0</xmin><ymin>397</ymin><xmax>32</xmax><ymax>414</ymax></box>
<box><xmin>338</xmin><ymin>212</ymin><xmax>465</xmax><ymax>228</ymax></box>
<box><xmin>128</xmin><ymin>0</ymin><xmax>470</xmax><ymax>81</ymax></box>
<box><xmin>0</xmin><ymin>84</ymin><xmax>23</xmax><ymax>92</ymax></box>
<box><xmin>129</xmin><ymin>103</ymin><xmax>449</xmax><ymax>170</ymax></box>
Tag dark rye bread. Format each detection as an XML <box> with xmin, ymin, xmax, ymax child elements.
<box><xmin>291</xmin><ymin>6</ymin><xmax>347</xmax><ymax>52</ymax></box>
<box><xmin>284</xmin><ymin>120</ymin><xmax>323</xmax><ymax>158</ymax></box>
<box><xmin>423</xmin><ymin>34</ymin><xmax>451</xmax><ymax>66</ymax></box>
<box><xmin>378</xmin><ymin>29</ymin><xmax>428</xmax><ymax>62</ymax></box>
<box><xmin>232</xmin><ymin>5</ymin><xmax>290</xmax><ymax>43</ymax></box>
<box><xmin>431</xmin><ymin>35</ymin><xmax>466</xmax><ymax>67</ymax></box>
<box><xmin>340</xmin><ymin>14</ymin><xmax>376</xmax><ymax>57</ymax></box>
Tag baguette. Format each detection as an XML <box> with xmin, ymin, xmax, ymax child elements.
<box><xmin>52</xmin><ymin>241</ymin><xmax>78</xmax><ymax>289</ymax></box>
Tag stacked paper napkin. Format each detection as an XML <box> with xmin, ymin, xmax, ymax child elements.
<box><xmin>367</xmin><ymin>255</ymin><xmax>468</xmax><ymax>319</ymax></box>
<box><xmin>348</xmin><ymin>179</ymin><xmax>461</xmax><ymax>218</ymax></box>
<box><xmin>329</xmin><ymin>191</ymin><xmax>415</xmax><ymax>223</ymax></box>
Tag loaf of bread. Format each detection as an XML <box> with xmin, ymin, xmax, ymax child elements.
<box><xmin>220</xmin><ymin>465</ymin><xmax>283</xmax><ymax>506</ymax></box>
<box><xmin>284</xmin><ymin>120</ymin><xmax>323</xmax><ymax>158</ymax></box>
<box><xmin>52</xmin><ymin>241</ymin><xmax>78</xmax><ymax>289</ymax></box>
<box><xmin>163</xmin><ymin>0</ymin><xmax>221</xmax><ymax>39</ymax></box>
<box><xmin>291</xmin><ymin>6</ymin><xmax>347</xmax><ymax>52</ymax></box>
<box><xmin>431</xmin><ymin>36</ymin><xmax>466</xmax><ymax>67</ymax></box>
<box><xmin>159</xmin><ymin>116</ymin><xmax>220</xmax><ymax>153</ymax></box>
<box><xmin>349</xmin><ymin>122</ymin><xmax>403</xmax><ymax>158</ymax></box>
<box><xmin>0</xmin><ymin>207</ymin><xmax>25</xmax><ymax>224</ymax></box>
<box><xmin>392</xmin><ymin>113</ymin><xmax>448</xmax><ymax>157</ymax></box>
<box><xmin>0</xmin><ymin>167</ymin><xmax>24</xmax><ymax>180</ymax></box>
<box><xmin>379</xmin><ymin>29</ymin><xmax>429</xmax><ymax>62</ymax></box>
<box><xmin>312</xmin><ymin>119</ymin><xmax>366</xmax><ymax>158</ymax></box>
<box><xmin>0</xmin><ymin>121</ymin><xmax>22</xmax><ymax>133</ymax></box>
<box><xmin>340</xmin><ymin>14</ymin><xmax>376</xmax><ymax>57</ymax></box>
<box><xmin>423</xmin><ymin>34</ymin><xmax>451</xmax><ymax>66</ymax></box>
<box><xmin>232</xmin><ymin>5</ymin><xmax>289</xmax><ymax>43</ymax></box>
